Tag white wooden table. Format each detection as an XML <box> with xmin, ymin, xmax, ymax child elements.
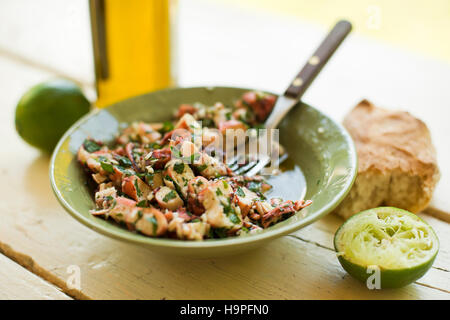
<box><xmin>0</xmin><ymin>0</ymin><xmax>449</xmax><ymax>299</ymax></box>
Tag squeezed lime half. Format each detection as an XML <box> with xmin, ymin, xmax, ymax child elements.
<box><xmin>334</xmin><ymin>207</ymin><xmax>439</xmax><ymax>288</ymax></box>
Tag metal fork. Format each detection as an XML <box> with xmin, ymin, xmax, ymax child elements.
<box><xmin>228</xmin><ymin>20</ymin><xmax>352</xmax><ymax>176</ymax></box>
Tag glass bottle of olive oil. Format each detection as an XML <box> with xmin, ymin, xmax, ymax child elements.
<box><xmin>89</xmin><ymin>0</ymin><xmax>175</xmax><ymax>107</ymax></box>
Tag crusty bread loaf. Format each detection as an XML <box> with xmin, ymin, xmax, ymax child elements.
<box><xmin>333</xmin><ymin>99</ymin><xmax>440</xmax><ymax>220</ymax></box>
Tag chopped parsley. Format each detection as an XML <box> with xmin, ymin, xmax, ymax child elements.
<box><xmin>136</xmin><ymin>200</ymin><xmax>149</xmax><ymax>207</ymax></box>
<box><xmin>144</xmin><ymin>172</ymin><xmax>154</xmax><ymax>185</ymax></box>
<box><xmin>116</xmin><ymin>155</ymin><xmax>132</xmax><ymax>167</ymax></box>
<box><xmin>83</xmin><ymin>139</ymin><xmax>101</xmax><ymax>153</ymax></box>
<box><xmin>172</xmin><ymin>180</ymin><xmax>185</xmax><ymax>201</ymax></box>
<box><xmin>210</xmin><ymin>228</ymin><xmax>228</xmax><ymax>239</ymax></box>
<box><xmin>161</xmin><ymin>121</ymin><xmax>174</xmax><ymax>133</ymax></box>
<box><xmin>247</xmin><ymin>181</ymin><xmax>262</xmax><ymax>193</ymax></box>
<box><xmin>173</xmin><ymin>162</ymin><xmax>185</xmax><ymax>174</ymax></box>
<box><xmin>146</xmin><ymin>216</ymin><xmax>158</xmax><ymax>235</ymax></box>
<box><xmin>236</xmin><ymin>187</ymin><xmax>245</xmax><ymax>197</ymax></box>
<box><xmin>222</xmin><ymin>203</ymin><xmax>233</xmax><ymax>215</ymax></box>
<box><xmin>222</xmin><ymin>180</ymin><xmax>229</xmax><ymax>189</ymax></box>
<box><xmin>148</xmin><ymin>142</ymin><xmax>162</xmax><ymax>150</ymax></box>
<box><xmin>134</xmin><ymin>179</ymin><xmax>142</xmax><ymax>197</ymax></box>
<box><xmin>215</xmin><ymin>188</ymin><xmax>223</xmax><ymax>196</ymax></box>
<box><xmin>116</xmin><ymin>166</ymin><xmax>134</xmax><ymax>176</ymax></box>
<box><xmin>181</xmin><ymin>153</ymin><xmax>200</xmax><ymax>164</ymax></box>
<box><xmin>229</xmin><ymin>213</ymin><xmax>241</xmax><ymax>224</ymax></box>
<box><xmin>239</xmin><ymin>110</ymin><xmax>250</xmax><ymax>124</ymax></box>
<box><xmin>163</xmin><ymin>190</ymin><xmax>177</xmax><ymax>202</ymax></box>
<box><xmin>201</xmin><ymin>118</ymin><xmax>215</xmax><ymax>128</ymax></box>
<box><xmin>100</xmin><ymin>161</ymin><xmax>114</xmax><ymax>174</ymax></box>
<box><xmin>197</xmin><ymin>164</ymin><xmax>207</xmax><ymax>172</ymax></box>
<box><xmin>170</xmin><ymin>146</ymin><xmax>182</xmax><ymax>158</ymax></box>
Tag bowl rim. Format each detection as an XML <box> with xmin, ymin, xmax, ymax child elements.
<box><xmin>50</xmin><ymin>86</ymin><xmax>357</xmax><ymax>249</ymax></box>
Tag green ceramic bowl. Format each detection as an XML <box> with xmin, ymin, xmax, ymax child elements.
<box><xmin>50</xmin><ymin>87</ymin><xmax>357</xmax><ymax>257</ymax></box>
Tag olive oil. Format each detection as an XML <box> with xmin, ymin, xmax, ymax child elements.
<box><xmin>89</xmin><ymin>0</ymin><xmax>174</xmax><ymax>107</ymax></box>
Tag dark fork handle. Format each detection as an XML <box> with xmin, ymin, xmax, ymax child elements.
<box><xmin>284</xmin><ymin>20</ymin><xmax>352</xmax><ymax>99</ymax></box>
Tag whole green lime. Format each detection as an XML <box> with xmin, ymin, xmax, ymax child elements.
<box><xmin>15</xmin><ymin>79</ymin><xmax>91</xmax><ymax>153</ymax></box>
<box><xmin>334</xmin><ymin>207</ymin><xmax>439</xmax><ymax>288</ymax></box>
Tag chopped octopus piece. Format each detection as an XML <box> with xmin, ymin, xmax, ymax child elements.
<box><xmin>163</xmin><ymin>159</ymin><xmax>196</xmax><ymax>198</ymax></box>
<box><xmin>187</xmin><ymin>176</ymin><xmax>209</xmax><ymax>215</ymax></box>
<box><xmin>236</xmin><ymin>91</ymin><xmax>276</xmax><ymax>122</ymax></box>
<box><xmin>135</xmin><ymin>207</ymin><xmax>168</xmax><ymax>237</ymax></box>
<box><xmin>198</xmin><ymin>180</ymin><xmax>242</xmax><ymax>229</ymax></box>
<box><xmin>261</xmin><ymin>199</ymin><xmax>312</xmax><ymax>228</ymax></box>
<box><xmin>233</xmin><ymin>186</ymin><xmax>259</xmax><ymax>216</ymax></box>
<box><xmin>122</xmin><ymin>175</ymin><xmax>152</xmax><ymax>202</ymax></box>
<box><xmin>155</xmin><ymin>186</ymin><xmax>184</xmax><ymax>211</ymax></box>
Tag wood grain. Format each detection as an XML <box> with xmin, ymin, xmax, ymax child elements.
<box><xmin>0</xmin><ymin>254</ymin><xmax>71</xmax><ymax>300</ymax></box>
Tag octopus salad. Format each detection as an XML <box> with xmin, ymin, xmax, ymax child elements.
<box><xmin>77</xmin><ymin>91</ymin><xmax>312</xmax><ymax>240</ymax></box>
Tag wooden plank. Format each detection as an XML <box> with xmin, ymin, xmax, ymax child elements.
<box><xmin>1</xmin><ymin>216</ymin><xmax>448</xmax><ymax>300</ymax></box>
<box><xmin>0</xmin><ymin>254</ymin><xmax>71</xmax><ymax>300</ymax></box>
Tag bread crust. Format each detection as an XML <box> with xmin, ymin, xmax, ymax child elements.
<box><xmin>334</xmin><ymin>100</ymin><xmax>440</xmax><ymax>219</ymax></box>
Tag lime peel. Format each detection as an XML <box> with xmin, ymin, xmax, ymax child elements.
<box><xmin>334</xmin><ymin>207</ymin><xmax>439</xmax><ymax>288</ymax></box>
<box><xmin>15</xmin><ymin>79</ymin><xmax>91</xmax><ymax>153</ymax></box>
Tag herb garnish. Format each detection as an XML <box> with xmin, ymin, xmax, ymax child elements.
<box><xmin>148</xmin><ymin>142</ymin><xmax>162</xmax><ymax>149</ymax></box>
<box><xmin>247</xmin><ymin>181</ymin><xmax>262</xmax><ymax>193</ymax></box>
<box><xmin>146</xmin><ymin>216</ymin><xmax>158</xmax><ymax>235</ymax></box>
<box><xmin>229</xmin><ymin>213</ymin><xmax>241</xmax><ymax>224</ymax></box>
<box><xmin>173</xmin><ymin>162</ymin><xmax>185</xmax><ymax>174</ymax></box>
<box><xmin>236</xmin><ymin>187</ymin><xmax>245</xmax><ymax>197</ymax></box>
<box><xmin>210</xmin><ymin>228</ymin><xmax>228</xmax><ymax>238</ymax></box>
<box><xmin>136</xmin><ymin>200</ymin><xmax>148</xmax><ymax>207</ymax></box>
<box><xmin>134</xmin><ymin>179</ymin><xmax>142</xmax><ymax>197</ymax></box>
<box><xmin>116</xmin><ymin>155</ymin><xmax>132</xmax><ymax>167</ymax></box>
<box><xmin>163</xmin><ymin>190</ymin><xmax>177</xmax><ymax>202</ymax></box>
<box><xmin>161</xmin><ymin>121</ymin><xmax>174</xmax><ymax>133</ymax></box>
<box><xmin>100</xmin><ymin>161</ymin><xmax>114</xmax><ymax>173</ymax></box>
<box><xmin>170</xmin><ymin>146</ymin><xmax>182</xmax><ymax>158</ymax></box>
<box><xmin>83</xmin><ymin>139</ymin><xmax>101</xmax><ymax>153</ymax></box>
